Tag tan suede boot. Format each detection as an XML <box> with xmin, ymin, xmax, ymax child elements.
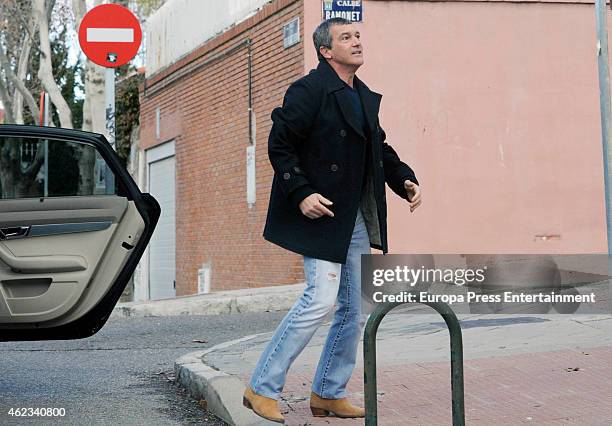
<box><xmin>242</xmin><ymin>386</ymin><xmax>285</xmax><ymax>424</ymax></box>
<box><xmin>310</xmin><ymin>391</ymin><xmax>366</xmax><ymax>418</ymax></box>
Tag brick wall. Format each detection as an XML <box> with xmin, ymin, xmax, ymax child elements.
<box><xmin>140</xmin><ymin>0</ymin><xmax>306</xmax><ymax>294</ymax></box>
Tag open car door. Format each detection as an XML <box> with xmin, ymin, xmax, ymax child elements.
<box><xmin>0</xmin><ymin>125</ymin><xmax>160</xmax><ymax>341</ymax></box>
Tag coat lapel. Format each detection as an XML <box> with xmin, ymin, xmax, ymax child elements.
<box><xmin>317</xmin><ymin>60</ymin><xmax>382</xmax><ymax>140</ymax></box>
<box><xmin>334</xmin><ymin>89</ymin><xmax>367</xmax><ymax>139</ymax></box>
<box><xmin>355</xmin><ymin>76</ymin><xmax>382</xmax><ymax>135</ymax></box>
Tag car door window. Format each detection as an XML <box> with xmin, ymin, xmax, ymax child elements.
<box><xmin>0</xmin><ymin>135</ymin><xmax>116</xmax><ymax>199</ymax></box>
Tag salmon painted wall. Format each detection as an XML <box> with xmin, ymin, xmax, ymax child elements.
<box><xmin>304</xmin><ymin>0</ymin><xmax>608</xmax><ymax>254</ymax></box>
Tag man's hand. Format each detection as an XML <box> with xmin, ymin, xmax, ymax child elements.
<box><xmin>299</xmin><ymin>193</ymin><xmax>334</xmax><ymax>219</ymax></box>
<box><xmin>404</xmin><ymin>180</ymin><xmax>422</xmax><ymax>212</ymax></box>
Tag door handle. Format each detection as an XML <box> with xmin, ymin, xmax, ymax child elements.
<box><xmin>0</xmin><ymin>226</ymin><xmax>31</xmax><ymax>240</ymax></box>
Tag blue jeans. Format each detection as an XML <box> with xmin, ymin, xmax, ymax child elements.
<box><xmin>249</xmin><ymin>208</ymin><xmax>371</xmax><ymax>399</ymax></box>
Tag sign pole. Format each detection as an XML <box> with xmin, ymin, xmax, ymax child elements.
<box><xmin>105</xmin><ymin>67</ymin><xmax>115</xmax><ymax>150</ymax></box>
<box><xmin>78</xmin><ymin>2</ymin><xmax>141</xmax><ymax>153</ymax></box>
<box><xmin>105</xmin><ymin>67</ymin><xmax>116</xmax><ymax>193</ymax></box>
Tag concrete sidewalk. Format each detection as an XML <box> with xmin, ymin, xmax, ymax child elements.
<box><xmin>175</xmin><ymin>308</ymin><xmax>612</xmax><ymax>425</ymax></box>
<box><xmin>111</xmin><ymin>283</ymin><xmax>304</xmax><ymax>318</ymax></box>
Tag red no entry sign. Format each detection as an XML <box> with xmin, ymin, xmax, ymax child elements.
<box><xmin>78</xmin><ymin>4</ymin><xmax>142</xmax><ymax>68</ymax></box>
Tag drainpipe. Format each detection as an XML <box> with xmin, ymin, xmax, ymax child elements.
<box><xmin>248</xmin><ymin>38</ymin><xmax>253</xmax><ymax>146</ymax></box>
<box><xmin>246</xmin><ymin>38</ymin><xmax>256</xmax><ymax>208</ymax></box>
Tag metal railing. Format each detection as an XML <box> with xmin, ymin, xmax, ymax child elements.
<box><xmin>363</xmin><ymin>300</ymin><xmax>465</xmax><ymax>426</ymax></box>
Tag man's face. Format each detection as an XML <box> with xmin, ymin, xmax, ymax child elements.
<box><xmin>321</xmin><ymin>24</ymin><xmax>363</xmax><ymax>68</ymax></box>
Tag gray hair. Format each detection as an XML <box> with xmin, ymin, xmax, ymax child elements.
<box><xmin>312</xmin><ymin>18</ymin><xmax>352</xmax><ymax>61</ymax></box>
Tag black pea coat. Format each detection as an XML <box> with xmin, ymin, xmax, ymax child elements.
<box><xmin>263</xmin><ymin>60</ymin><xmax>419</xmax><ymax>264</ymax></box>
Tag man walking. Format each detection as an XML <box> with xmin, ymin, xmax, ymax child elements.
<box><xmin>243</xmin><ymin>17</ymin><xmax>422</xmax><ymax>423</ymax></box>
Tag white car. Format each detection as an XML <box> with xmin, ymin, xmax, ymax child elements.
<box><xmin>0</xmin><ymin>125</ymin><xmax>160</xmax><ymax>341</ymax></box>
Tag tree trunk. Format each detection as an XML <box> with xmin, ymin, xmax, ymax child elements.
<box><xmin>0</xmin><ymin>80</ymin><xmax>15</xmax><ymax>124</ymax></box>
<box><xmin>0</xmin><ymin>44</ymin><xmax>40</xmax><ymax>125</ymax></box>
<box><xmin>13</xmin><ymin>14</ymin><xmax>37</xmax><ymax>124</ymax></box>
<box><xmin>82</xmin><ymin>61</ymin><xmax>106</xmax><ymax>133</ymax></box>
<box><xmin>32</xmin><ymin>0</ymin><xmax>72</xmax><ymax>129</ymax></box>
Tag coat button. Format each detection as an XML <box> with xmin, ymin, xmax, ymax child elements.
<box><xmin>379</xmin><ymin>160</ymin><xmax>384</xmax><ymax>168</ymax></box>
<box><xmin>283</xmin><ymin>172</ymin><xmax>291</xmax><ymax>180</ymax></box>
<box><xmin>330</xmin><ymin>164</ymin><xmax>339</xmax><ymax>172</ymax></box>
<box><xmin>340</xmin><ymin>129</ymin><xmax>346</xmax><ymax>137</ymax></box>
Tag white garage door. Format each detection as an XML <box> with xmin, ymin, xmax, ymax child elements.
<box><xmin>147</xmin><ymin>146</ymin><xmax>176</xmax><ymax>300</ymax></box>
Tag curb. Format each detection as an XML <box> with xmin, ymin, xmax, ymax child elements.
<box><xmin>174</xmin><ymin>334</ymin><xmax>278</xmax><ymax>426</ymax></box>
<box><xmin>111</xmin><ymin>283</ymin><xmax>303</xmax><ymax>318</ymax></box>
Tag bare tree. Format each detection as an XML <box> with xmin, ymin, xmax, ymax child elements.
<box><xmin>12</xmin><ymin>7</ymin><xmax>38</xmax><ymax>124</ymax></box>
<box><xmin>0</xmin><ymin>0</ymin><xmax>37</xmax><ymax>124</ymax></box>
<box><xmin>0</xmin><ymin>1</ymin><xmax>45</xmax><ymax>198</ymax></box>
<box><xmin>0</xmin><ymin>0</ymin><xmax>166</xmax><ymax>198</ymax></box>
<box><xmin>0</xmin><ymin>46</ymin><xmax>40</xmax><ymax>124</ymax></box>
<box><xmin>32</xmin><ymin>0</ymin><xmax>72</xmax><ymax>128</ymax></box>
<box><xmin>0</xmin><ymin>0</ymin><xmax>77</xmax><ymax>197</ymax></box>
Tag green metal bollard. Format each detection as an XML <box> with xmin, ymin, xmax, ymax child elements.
<box><xmin>363</xmin><ymin>300</ymin><xmax>465</xmax><ymax>426</ymax></box>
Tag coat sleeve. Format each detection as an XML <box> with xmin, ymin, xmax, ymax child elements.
<box><xmin>379</xmin><ymin>123</ymin><xmax>419</xmax><ymax>201</ymax></box>
<box><xmin>268</xmin><ymin>78</ymin><xmax>319</xmax><ymax>208</ymax></box>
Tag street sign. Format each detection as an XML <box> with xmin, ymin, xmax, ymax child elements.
<box><xmin>322</xmin><ymin>0</ymin><xmax>363</xmax><ymax>23</ymax></box>
<box><xmin>78</xmin><ymin>3</ymin><xmax>142</xmax><ymax>68</ymax></box>
<box><xmin>77</xmin><ymin>4</ymin><xmax>142</xmax><ymax>155</ymax></box>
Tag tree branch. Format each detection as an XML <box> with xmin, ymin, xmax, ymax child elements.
<box><xmin>0</xmin><ymin>40</ymin><xmax>40</xmax><ymax>124</ymax></box>
<box><xmin>13</xmin><ymin>7</ymin><xmax>37</xmax><ymax>124</ymax></box>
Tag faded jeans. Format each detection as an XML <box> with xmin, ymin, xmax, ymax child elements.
<box><xmin>249</xmin><ymin>207</ymin><xmax>371</xmax><ymax>400</ymax></box>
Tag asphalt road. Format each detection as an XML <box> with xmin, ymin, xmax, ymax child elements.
<box><xmin>0</xmin><ymin>311</ymin><xmax>287</xmax><ymax>426</ymax></box>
